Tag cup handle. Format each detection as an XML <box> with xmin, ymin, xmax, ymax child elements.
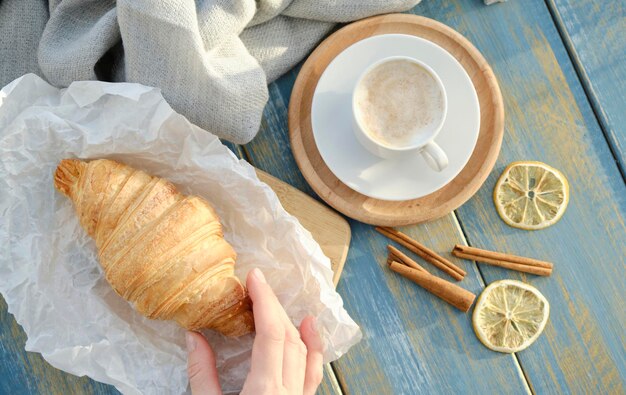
<box><xmin>421</xmin><ymin>142</ymin><xmax>448</xmax><ymax>172</ymax></box>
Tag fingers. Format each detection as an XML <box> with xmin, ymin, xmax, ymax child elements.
<box><xmin>282</xmin><ymin>323</ymin><xmax>307</xmax><ymax>393</ymax></box>
<box><xmin>300</xmin><ymin>316</ymin><xmax>324</xmax><ymax>395</ymax></box>
<box><xmin>246</xmin><ymin>268</ymin><xmax>285</xmax><ymax>383</ymax></box>
<box><xmin>186</xmin><ymin>331</ymin><xmax>223</xmax><ymax>395</ymax></box>
<box><xmin>246</xmin><ymin>269</ymin><xmax>324</xmax><ymax>395</ymax></box>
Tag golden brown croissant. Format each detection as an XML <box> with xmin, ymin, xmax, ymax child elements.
<box><xmin>53</xmin><ymin>158</ymin><xmax>254</xmax><ymax>337</ymax></box>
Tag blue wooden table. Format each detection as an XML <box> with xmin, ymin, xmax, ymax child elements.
<box><xmin>2</xmin><ymin>1</ymin><xmax>625</xmax><ymax>393</ymax></box>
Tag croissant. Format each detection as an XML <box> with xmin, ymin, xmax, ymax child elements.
<box><xmin>53</xmin><ymin>158</ymin><xmax>254</xmax><ymax>337</ymax></box>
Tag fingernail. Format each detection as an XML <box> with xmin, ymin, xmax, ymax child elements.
<box><xmin>252</xmin><ymin>268</ymin><xmax>266</xmax><ymax>283</ymax></box>
<box><xmin>185</xmin><ymin>332</ymin><xmax>196</xmax><ymax>352</ymax></box>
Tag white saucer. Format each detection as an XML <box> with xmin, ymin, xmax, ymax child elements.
<box><xmin>311</xmin><ymin>34</ymin><xmax>480</xmax><ymax>201</ymax></box>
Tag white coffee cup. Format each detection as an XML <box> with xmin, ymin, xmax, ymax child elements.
<box><xmin>352</xmin><ymin>56</ymin><xmax>449</xmax><ymax>172</ymax></box>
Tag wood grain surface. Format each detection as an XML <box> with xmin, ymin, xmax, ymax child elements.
<box><xmin>2</xmin><ymin>0</ymin><xmax>625</xmax><ymax>394</ymax></box>
<box><xmin>452</xmin><ymin>0</ymin><xmax>626</xmax><ymax>392</ymax></box>
<box><xmin>245</xmin><ymin>0</ymin><xmax>626</xmax><ymax>393</ymax></box>
<box><xmin>289</xmin><ymin>14</ymin><xmax>505</xmax><ymax>226</ymax></box>
<box><xmin>546</xmin><ymin>0</ymin><xmax>626</xmax><ymax>177</ymax></box>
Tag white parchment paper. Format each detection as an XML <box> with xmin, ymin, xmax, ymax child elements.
<box><xmin>0</xmin><ymin>74</ymin><xmax>361</xmax><ymax>394</ymax></box>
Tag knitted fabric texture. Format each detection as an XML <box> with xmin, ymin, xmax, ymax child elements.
<box><xmin>0</xmin><ymin>0</ymin><xmax>420</xmax><ymax>143</ymax></box>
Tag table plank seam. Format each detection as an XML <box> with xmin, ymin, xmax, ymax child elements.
<box><xmin>543</xmin><ymin>0</ymin><xmax>626</xmax><ymax>183</ymax></box>
<box><xmin>326</xmin><ymin>362</ymin><xmax>346</xmax><ymax>395</ymax></box>
<box><xmin>453</xmin><ymin>211</ymin><xmax>533</xmax><ymax>395</ymax></box>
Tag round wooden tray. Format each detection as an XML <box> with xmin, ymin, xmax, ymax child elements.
<box><xmin>289</xmin><ymin>14</ymin><xmax>504</xmax><ymax>226</ymax></box>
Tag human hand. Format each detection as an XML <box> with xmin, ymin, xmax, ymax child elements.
<box><xmin>186</xmin><ymin>268</ymin><xmax>324</xmax><ymax>395</ymax></box>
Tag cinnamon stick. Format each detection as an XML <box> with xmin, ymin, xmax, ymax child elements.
<box><xmin>380</xmin><ymin>227</ymin><xmax>464</xmax><ymax>273</ymax></box>
<box><xmin>376</xmin><ymin>227</ymin><xmax>466</xmax><ymax>281</ymax></box>
<box><xmin>388</xmin><ymin>261</ymin><xmax>476</xmax><ymax>312</ymax></box>
<box><xmin>387</xmin><ymin>245</ymin><xmax>426</xmax><ymax>272</ymax></box>
<box><xmin>452</xmin><ymin>245</ymin><xmax>553</xmax><ymax>276</ymax></box>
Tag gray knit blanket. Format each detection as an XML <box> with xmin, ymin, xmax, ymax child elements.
<box><xmin>0</xmin><ymin>0</ymin><xmax>420</xmax><ymax>143</ymax></box>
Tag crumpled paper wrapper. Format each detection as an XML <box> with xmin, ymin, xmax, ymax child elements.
<box><xmin>0</xmin><ymin>74</ymin><xmax>361</xmax><ymax>394</ymax></box>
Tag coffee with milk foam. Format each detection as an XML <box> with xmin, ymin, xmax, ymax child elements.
<box><xmin>354</xmin><ymin>59</ymin><xmax>444</xmax><ymax>148</ymax></box>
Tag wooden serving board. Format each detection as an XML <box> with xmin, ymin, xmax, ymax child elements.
<box><xmin>289</xmin><ymin>14</ymin><xmax>505</xmax><ymax>226</ymax></box>
<box><xmin>256</xmin><ymin>169</ymin><xmax>350</xmax><ymax>285</ymax></box>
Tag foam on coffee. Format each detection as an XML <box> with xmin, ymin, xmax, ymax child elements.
<box><xmin>354</xmin><ymin>59</ymin><xmax>444</xmax><ymax>148</ymax></box>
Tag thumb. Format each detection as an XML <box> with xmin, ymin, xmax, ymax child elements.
<box><xmin>186</xmin><ymin>331</ymin><xmax>223</xmax><ymax>395</ymax></box>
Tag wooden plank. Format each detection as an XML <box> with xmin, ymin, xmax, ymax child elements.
<box><xmin>432</xmin><ymin>0</ymin><xmax>626</xmax><ymax>393</ymax></box>
<box><xmin>243</xmin><ymin>27</ymin><xmax>529</xmax><ymax>395</ymax></box>
<box><xmin>546</xmin><ymin>0</ymin><xmax>626</xmax><ymax>176</ymax></box>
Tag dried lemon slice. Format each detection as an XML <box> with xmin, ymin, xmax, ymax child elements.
<box><xmin>493</xmin><ymin>161</ymin><xmax>569</xmax><ymax>230</ymax></box>
<box><xmin>473</xmin><ymin>280</ymin><xmax>549</xmax><ymax>353</ymax></box>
